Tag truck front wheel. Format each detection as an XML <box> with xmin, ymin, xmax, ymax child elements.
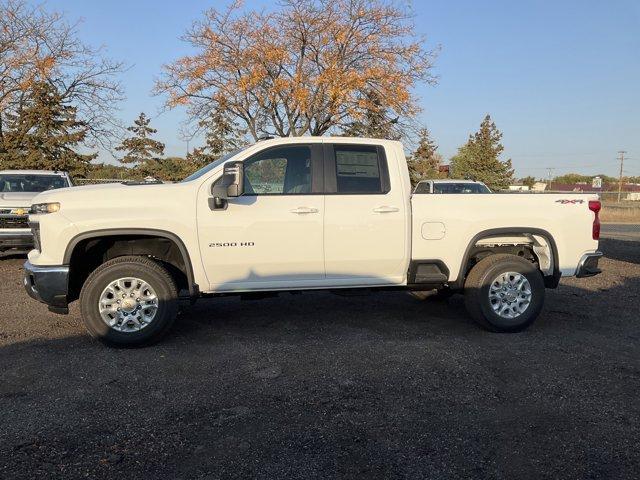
<box><xmin>79</xmin><ymin>256</ymin><xmax>178</xmax><ymax>347</ymax></box>
<box><xmin>463</xmin><ymin>254</ymin><xmax>545</xmax><ymax>332</ymax></box>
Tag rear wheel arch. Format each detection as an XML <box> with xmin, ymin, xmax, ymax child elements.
<box><xmin>64</xmin><ymin>229</ymin><xmax>197</xmax><ymax>301</ymax></box>
<box><xmin>454</xmin><ymin>227</ymin><xmax>560</xmax><ymax>289</ymax></box>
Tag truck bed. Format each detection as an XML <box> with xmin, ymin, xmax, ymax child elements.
<box><xmin>410</xmin><ymin>193</ymin><xmax>599</xmax><ymax>283</ymax></box>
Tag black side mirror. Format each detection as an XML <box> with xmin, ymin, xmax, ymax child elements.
<box><xmin>210</xmin><ymin>161</ymin><xmax>244</xmax><ymax>209</ymax></box>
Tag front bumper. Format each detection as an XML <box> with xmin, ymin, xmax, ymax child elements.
<box><xmin>0</xmin><ymin>230</ymin><xmax>33</xmax><ymax>249</ymax></box>
<box><xmin>23</xmin><ymin>261</ymin><xmax>70</xmax><ymax>314</ymax></box>
<box><xmin>576</xmin><ymin>251</ymin><xmax>603</xmax><ymax>278</ymax></box>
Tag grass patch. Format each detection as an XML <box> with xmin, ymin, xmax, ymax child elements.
<box><xmin>601</xmin><ymin>202</ymin><xmax>640</xmax><ymax>223</ymax></box>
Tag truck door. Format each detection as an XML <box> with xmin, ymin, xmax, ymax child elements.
<box><xmin>197</xmin><ymin>144</ymin><xmax>325</xmax><ymax>291</ymax></box>
<box><xmin>323</xmin><ymin>143</ymin><xmax>408</xmax><ymax>284</ymax></box>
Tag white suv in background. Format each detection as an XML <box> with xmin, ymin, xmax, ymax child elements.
<box><xmin>414</xmin><ymin>179</ymin><xmax>492</xmax><ymax>194</ymax></box>
<box><xmin>0</xmin><ymin>170</ymin><xmax>73</xmax><ymax>253</ymax></box>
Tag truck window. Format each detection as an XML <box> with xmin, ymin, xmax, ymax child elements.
<box><xmin>243</xmin><ymin>146</ymin><xmax>312</xmax><ymax>195</ymax></box>
<box><xmin>0</xmin><ymin>174</ymin><xmax>67</xmax><ymax>192</ymax></box>
<box><xmin>414</xmin><ymin>182</ymin><xmax>431</xmax><ymax>194</ymax></box>
<box><xmin>334</xmin><ymin>145</ymin><xmax>387</xmax><ymax>194</ymax></box>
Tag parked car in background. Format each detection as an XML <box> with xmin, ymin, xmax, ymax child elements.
<box><xmin>414</xmin><ymin>179</ymin><xmax>492</xmax><ymax>194</ymax></box>
<box><xmin>0</xmin><ymin>170</ymin><xmax>73</xmax><ymax>253</ymax></box>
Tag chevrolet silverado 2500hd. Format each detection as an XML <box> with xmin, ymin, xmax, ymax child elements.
<box><xmin>23</xmin><ymin>137</ymin><xmax>602</xmax><ymax>346</ymax></box>
<box><xmin>0</xmin><ymin>170</ymin><xmax>72</xmax><ymax>252</ymax></box>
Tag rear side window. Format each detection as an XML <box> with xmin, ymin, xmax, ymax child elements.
<box><xmin>333</xmin><ymin>145</ymin><xmax>388</xmax><ymax>194</ymax></box>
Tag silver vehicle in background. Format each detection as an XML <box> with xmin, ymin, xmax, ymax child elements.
<box><xmin>0</xmin><ymin>170</ymin><xmax>73</xmax><ymax>253</ymax></box>
<box><xmin>414</xmin><ymin>179</ymin><xmax>492</xmax><ymax>194</ymax></box>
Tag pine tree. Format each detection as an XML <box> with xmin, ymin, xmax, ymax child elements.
<box><xmin>407</xmin><ymin>128</ymin><xmax>442</xmax><ymax>185</ymax></box>
<box><xmin>521</xmin><ymin>176</ymin><xmax>536</xmax><ymax>188</ymax></box>
<box><xmin>0</xmin><ymin>81</ymin><xmax>96</xmax><ymax>174</ymax></box>
<box><xmin>449</xmin><ymin>114</ymin><xmax>514</xmax><ymax>190</ymax></box>
<box><xmin>116</xmin><ymin>113</ymin><xmax>165</xmax><ymax>165</ymax></box>
<box><xmin>342</xmin><ymin>89</ymin><xmax>401</xmax><ymax>140</ymax></box>
<box><xmin>189</xmin><ymin>109</ymin><xmax>245</xmax><ymax>164</ymax></box>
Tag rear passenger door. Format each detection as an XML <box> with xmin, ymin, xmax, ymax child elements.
<box><xmin>323</xmin><ymin>143</ymin><xmax>408</xmax><ymax>284</ymax></box>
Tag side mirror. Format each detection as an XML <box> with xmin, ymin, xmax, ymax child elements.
<box><xmin>210</xmin><ymin>161</ymin><xmax>244</xmax><ymax>210</ymax></box>
<box><xmin>223</xmin><ymin>161</ymin><xmax>244</xmax><ymax>197</ymax></box>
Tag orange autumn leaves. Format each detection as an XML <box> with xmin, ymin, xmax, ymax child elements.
<box><xmin>157</xmin><ymin>0</ymin><xmax>437</xmax><ymax>140</ymax></box>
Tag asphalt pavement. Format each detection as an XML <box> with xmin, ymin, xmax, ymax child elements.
<box><xmin>0</xmin><ymin>228</ymin><xmax>639</xmax><ymax>479</ymax></box>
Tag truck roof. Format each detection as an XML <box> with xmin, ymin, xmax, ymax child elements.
<box><xmin>255</xmin><ymin>136</ymin><xmax>403</xmax><ymax>147</ymax></box>
<box><xmin>0</xmin><ymin>170</ymin><xmax>69</xmax><ymax>176</ymax></box>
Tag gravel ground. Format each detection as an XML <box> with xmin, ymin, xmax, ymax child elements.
<box><xmin>1</xmin><ymin>228</ymin><xmax>638</xmax><ymax>479</ymax></box>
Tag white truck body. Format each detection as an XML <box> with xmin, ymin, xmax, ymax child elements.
<box><xmin>23</xmin><ymin>137</ymin><xmax>602</xmax><ymax>345</ymax></box>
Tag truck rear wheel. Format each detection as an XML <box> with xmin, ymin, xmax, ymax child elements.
<box><xmin>463</xmin><ymin>254</ymin><xmax>545</xmax><ymax>332</ymax></box>
<box><xmin>79</xmin><ymin>256</ymin><xmax>178</xmax><ymax>347</ymax></box>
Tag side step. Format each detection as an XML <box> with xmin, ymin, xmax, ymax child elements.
<box><xmin>408</xmin><ymin>261</ymin><xmax>449</xmax><ymax>284</ymax></box>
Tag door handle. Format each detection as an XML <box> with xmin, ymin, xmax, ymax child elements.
<box><xmin>290</xmin><ymin>207</ymin><xmax>319</xmax><ymax>214</ymax></box>
<box><xmin>373</xmin><ymin>206</ymin><xmax>399</xmax><ymax>213</ymax></box>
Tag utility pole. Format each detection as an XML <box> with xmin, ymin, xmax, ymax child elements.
<box><xmin>546</xmin><ymin>168</ymin><xmax>555</xmax><ymax>191</ymax></box>
<box><xmin>617</xmin><ymin>150</ymin><xmax>627</xmax><ymax>202</ymax></box>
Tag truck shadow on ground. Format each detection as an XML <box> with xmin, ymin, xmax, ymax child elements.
<box><xmin>599</xmin><ymin>237</ymin><xmax>640</xmax><ymax>264</ymax></box>
<box><xmin>1</xmin><ymin>238</ymin><xmax>639</xmax><ymax>479</ymax></box>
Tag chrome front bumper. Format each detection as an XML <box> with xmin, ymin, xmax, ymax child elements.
<box><xmin>23</xmin><ymin>261</ymin><xmax>70</xmax><ymax>314</ymax></box>
<box><xmin>575</xmin><ymin>251</ymin><xmax>603</xmax><ymax>278</ymax></box>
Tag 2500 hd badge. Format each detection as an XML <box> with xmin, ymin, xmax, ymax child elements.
<box><xmin>208</xmin><ymin>241</ymin><xmax>255</xmax><ymax>248</ymax></box>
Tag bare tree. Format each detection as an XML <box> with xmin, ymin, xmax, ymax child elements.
<box><xmin>0</xmin><ymin>0</ymin><xmax>126</xmax><ymax>151</ymax></box>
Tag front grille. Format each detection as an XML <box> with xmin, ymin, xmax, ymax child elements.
<box><xmin>0</xmin><ymin>216</ymin><xmax>29</xmax><ymax>229</ymax></box>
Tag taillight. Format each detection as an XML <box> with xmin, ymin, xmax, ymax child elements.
<box><xmin>589</xmin><ymin>200</ymin><xmax>601</xmax><ymax>240</ymax></box>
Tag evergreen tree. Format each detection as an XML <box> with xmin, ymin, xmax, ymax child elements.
<box><xmin>521</xmin><ymin>176</ymin><xmax>536</xmax><ymax>188</ymax></box>
<box><xmin>407</xmin><ymin>128</ymin><xmax>442</xmax><ymax>185</ymax></box>
<box><xmin>116</xmin><ymin>113</ymin><xmax>165</xmax><ymax>165</ymax></box>
<box><xmin>449</xmin><ymin>114</ymin><xmax>514</xmax><ymax>190</ymax></box>
<box><xmin>189</xmin><ymin>109</ymin><xmax>245</xmax><ymax>164</ymax></box>
<box><xmin>342</xmin><ymin>89</ymin><xmax>401</xmax><ymax>140</ymax></box>
<box><xmin>0</xmin><ymin>81</ymin><xmax>96</xmax><ymax>174</ymax></box>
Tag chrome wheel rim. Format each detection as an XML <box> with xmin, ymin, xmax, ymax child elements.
<box><xmin>488</xmin><ymin>271</ymin><xmax>532</xmax><ymax>319</ymax></box>
<box><xmin>98</xmin><ymin>277</ymin><xmax>159</xmax><ymax>332</ymax></box>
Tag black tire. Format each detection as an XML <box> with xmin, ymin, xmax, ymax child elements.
<box><xmin>79</xmin><ymin>256</ymin><xmax>178</xmax><ymax>347</ymax></box>
<box><xmin>463</xmin><ymin>254</ymin><xmax>545</xmax><ymax>333</ymax></box>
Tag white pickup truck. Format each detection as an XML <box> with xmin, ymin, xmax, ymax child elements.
<box><xmin>23</xmin><ymin>137</ymin><xmax>602</xmax><ymax>346</ymax></box>
<box><xmin>1</xmin><ymin>170</ymin><xmax>73</xmax><ymax>252</ymax></box>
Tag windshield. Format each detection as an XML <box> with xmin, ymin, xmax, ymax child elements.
<box><xmin>433</xmin><ymin>182</ymin><xmax>491</xmax><ymax>194</ymax></box>
<box><xmin>0</xmin><ymin>174</ymin><xmax>69</xmax><ymax>193</ymax></box>
<box><xmin>181</xmin><ymin>146</ymin><xmax>250</xmax><ymax>182</ymax></box>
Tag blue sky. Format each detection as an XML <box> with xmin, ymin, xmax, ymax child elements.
<box><xmin>44</xmin><ymin>0</ymin><xmax>640</xmax><ymax>178</ymax></box>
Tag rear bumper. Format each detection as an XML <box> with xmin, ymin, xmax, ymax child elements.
<box><xmin>23</xmin><ymin>261</ymin><xmax>69</xmax><ymax>313</ymax></box>
<box><xmin>0</xmin><ymin>230</ymin><xmax>33</xmax><ymax>249</ymax></box>
<box><xmin>576</xmin><ymin>251</ymin><xmax>603</xmax><ymax>278</ymax></box>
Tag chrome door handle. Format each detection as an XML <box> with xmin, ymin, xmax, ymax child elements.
<box><xmin>290</xmin><ymin>207</ymin><xmax>319</xmax><ymax>214</ymax></box>
<box><xmin>373</xmin><ymin>206</ymin><xmax>399</xmax><ymax>213</ymax></box>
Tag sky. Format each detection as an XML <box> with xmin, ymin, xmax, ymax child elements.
<box><xmin>43</xmin><ymin>0</ymin><xmax>640</xmax><ymax>178</ymax></box>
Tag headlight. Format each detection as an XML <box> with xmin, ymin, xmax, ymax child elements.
<box><xmin>31</xmin><ymin>202</ymin><xmax>61</xmax><ymax>214</ymax></box>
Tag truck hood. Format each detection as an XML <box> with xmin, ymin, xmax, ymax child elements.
<box><xmin>32</xmin><ymin>181</ymin><xmax>187</xmax><ymax>208</ymax></box>
<box><xmin>0</xmin><ymin>192</ymin><xmax>39</xmax><ymax>207</ymax></box>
